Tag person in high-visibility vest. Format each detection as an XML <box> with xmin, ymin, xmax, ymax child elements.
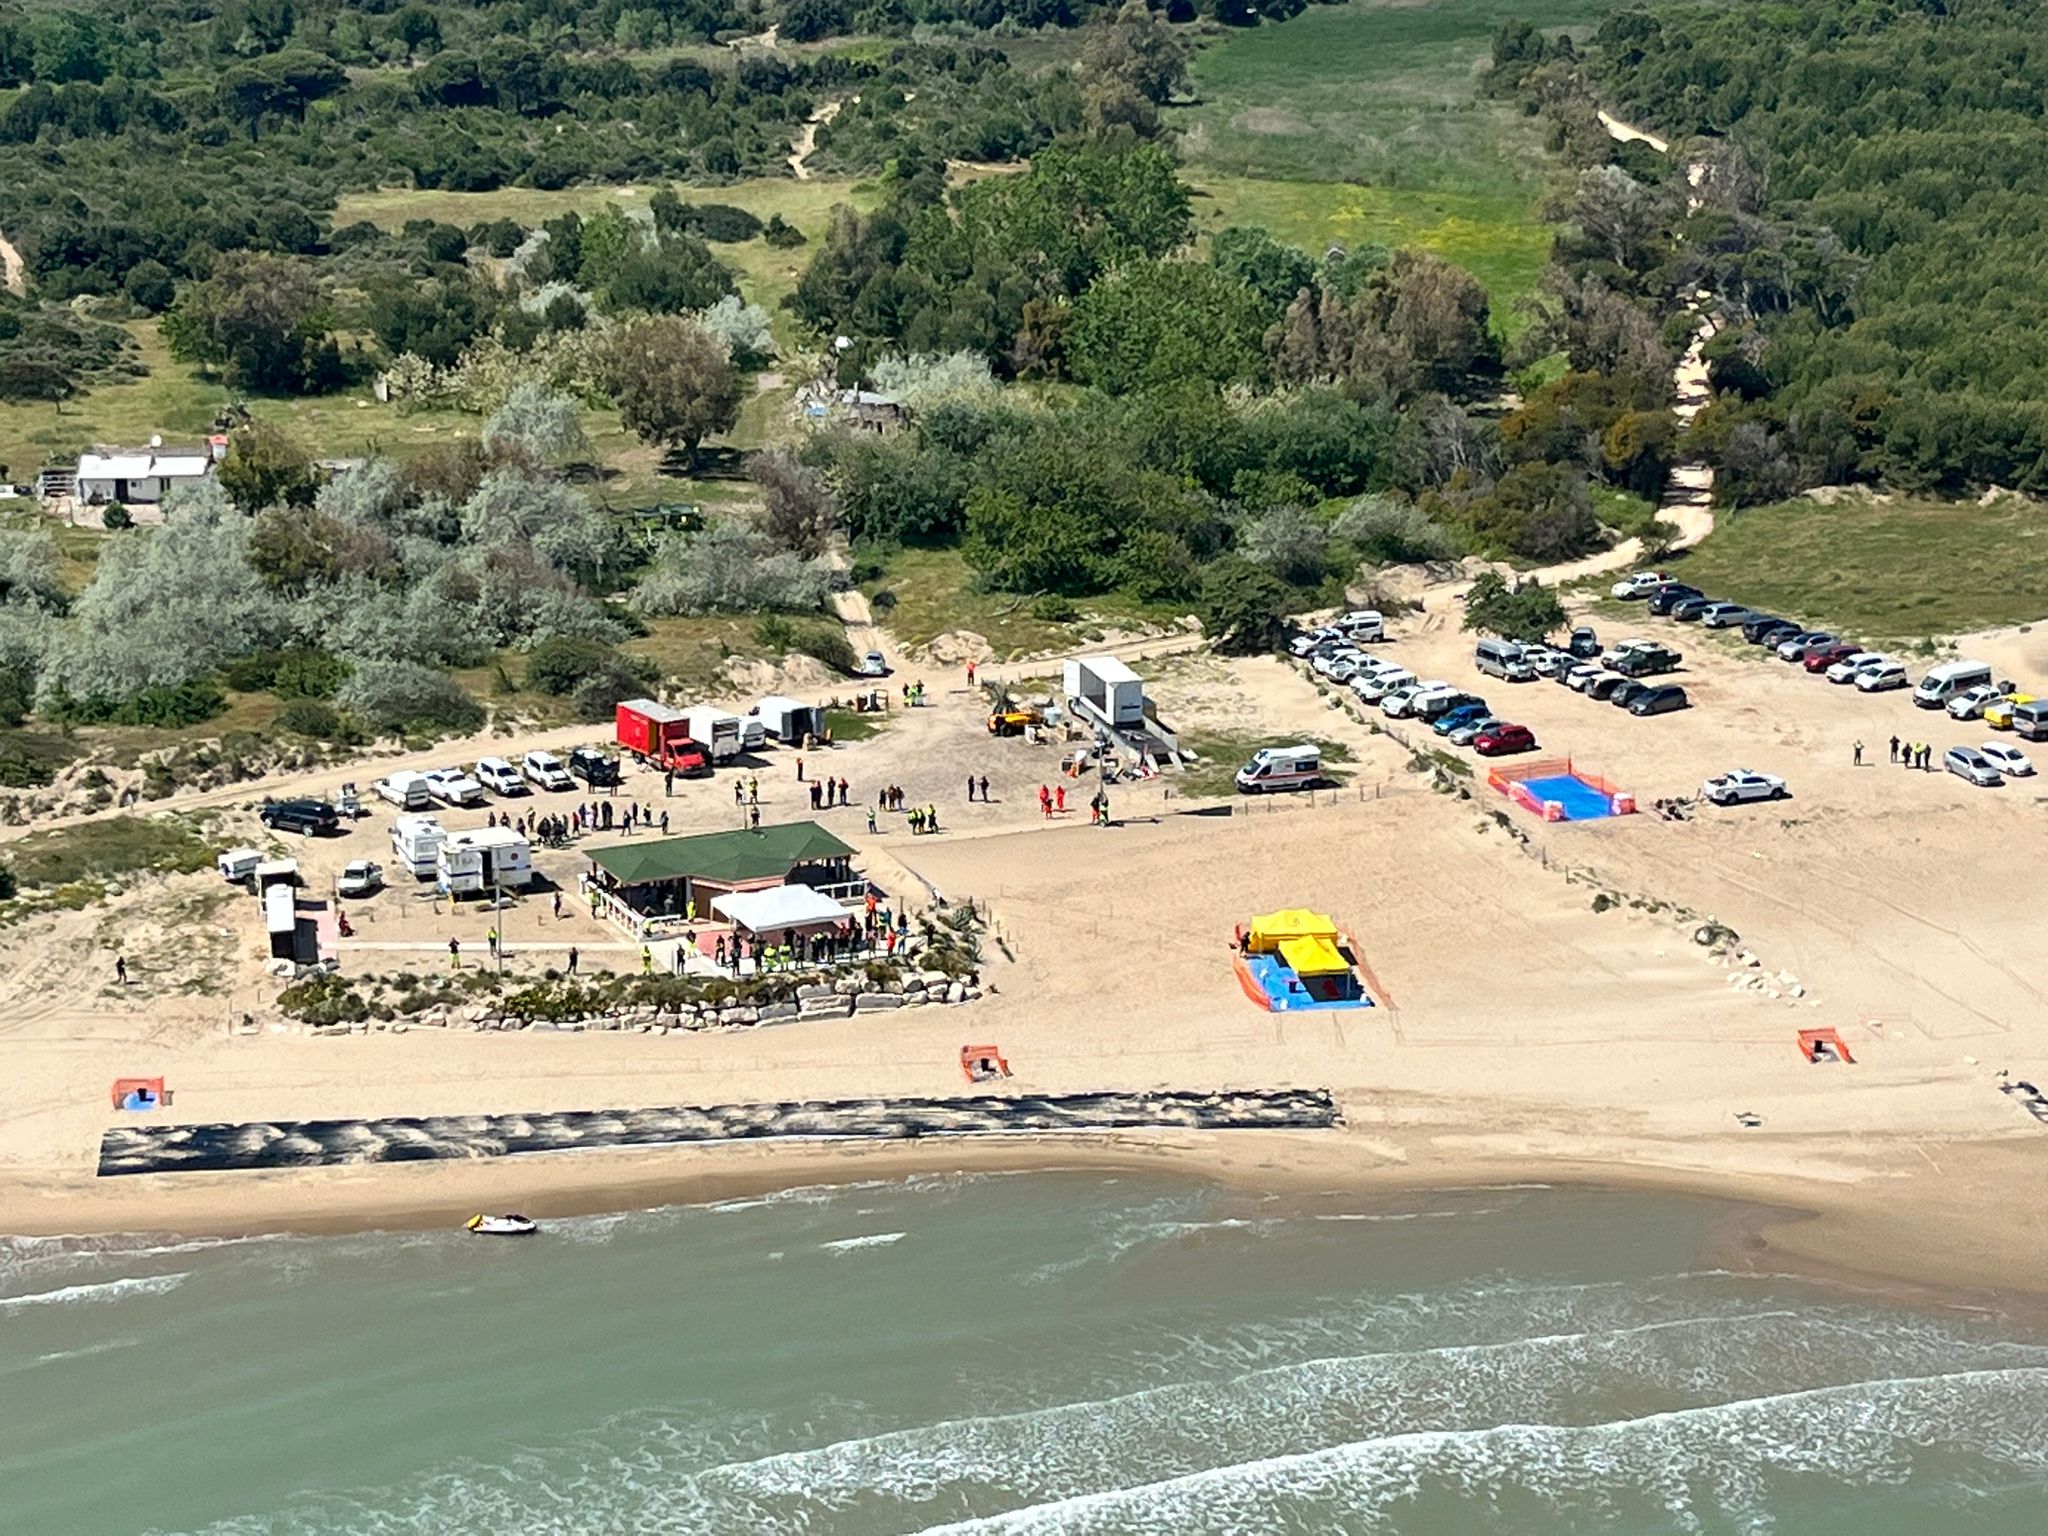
<box><xmin>640</xmin><ymin>945</ymin><xmax>652</xmax><ymax>974</ymax></box>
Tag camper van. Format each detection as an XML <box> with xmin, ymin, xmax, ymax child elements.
<box><xmin>1474</xmin><ymin>639</ymin><xmax>1535</xmax><ymax>682</ymax></box>
<box><xmin>1913</xmin><ymin>659</ymin><xmax>1994</xmax><ymax>710</ymax></box>
<box><xmin>389</xmin><ymin>815</ymin><xmax>447</xmax><ymax>880</ymax></box>
<box><xmin>437</xmin><ymin>827</ymin><xmax>533</xmax><ymax>897</ymax></box>
<box><xmin>1235</xmin><ymin>745</ymin><xmax>1323</xmax><ymax>794</ymax></box>
<box><xmin>373</xmin><ymin>771</ymin><xmax>434</xmax><ymax>811</ymax></box>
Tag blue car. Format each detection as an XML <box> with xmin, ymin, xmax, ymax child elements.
<box><xmin>1432</xmin><ymin>702</ymin><xmax>1493</xmax><ymax>737</ymax></box>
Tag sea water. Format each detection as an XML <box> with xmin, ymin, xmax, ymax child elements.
<box><xmin>3</xmin><ymin>1174</ymin><xmax>2045</xmax><ymax>1534</ymax></box>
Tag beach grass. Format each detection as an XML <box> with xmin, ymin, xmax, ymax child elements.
<box><xmin>1</xmin><ymin>813</ymin><xmax>214</xmax><ymax>891</ymax></box>
<box><xmin>1659</xmin><ymin>494</ymin><xmax>2048</xmax><ymax>641</ymax></box>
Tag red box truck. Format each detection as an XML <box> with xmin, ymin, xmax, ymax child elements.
<box><xmin>615</xmin><ymin>699</ymin><xmax>711</xmax><ymax>776</ymax></box>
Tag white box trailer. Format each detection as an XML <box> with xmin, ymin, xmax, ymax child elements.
<box><xmin>1063</xmin><ymin>655</ymin><xmax>1145</xmax><ymax>729</ymax></box>
<box><xmin>390</xmin><ymin>815</ymin><xmax>446</xmax><ymax>880</ymax></box>
<box><xmin>438</xmin><ymin>826</ymin><xmax>533</xmax><ymax>897</ymax></box>
<box><xmin>262</xmin><ymin>881</ymin><xmax>298</xmax><ymax>961</ymax></box>
<box><xmin>753</xmin><ymin>695</ymin><xmax>826</xmax><ymax>744</ymax></box>
<box><xmin>682</xmin><ymin>706</ymin><xmax>743</xmax><ymax>762</ymax></box>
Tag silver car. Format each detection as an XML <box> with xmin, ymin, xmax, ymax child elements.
<box><xmin>1945</xmin><ymin>746</ymin><xmax>2004</xmax><ymax>787</ymax></box>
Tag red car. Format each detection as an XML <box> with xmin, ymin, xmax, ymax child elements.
<box><xmin>1802</xmin><ymin>641</ymin><xmax>1862</xmax><ymax>674</ymax></box>
<box><xmin>1474</xmin><ymin>723</ymin><xmax>1537</xmax><ymax>756</ymax></box>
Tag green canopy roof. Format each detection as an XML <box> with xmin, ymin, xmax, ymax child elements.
<box><xmin>585</xmin><ymin>822</ymin><xmax>856</xmax><ymax>887</ymax></box>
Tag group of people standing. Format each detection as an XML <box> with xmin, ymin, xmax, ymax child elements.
<box><xmin>486</xmin><ymin>809</ymin><xmax>577</xmax><ymax>847</ymax></box>
<box><xmin>807</xmin><ymin>776</ymin><xmax>851</xmax><ymax>810</ymax></box>
<box><xmin>1888</xmin><ymin>736</ymin><xmax>1935</xmax><ymax>770</ymax></box>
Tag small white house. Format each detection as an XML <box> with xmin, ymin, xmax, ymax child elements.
<box><xmin>74</xmin><ymin>436</ymin><xmax>226</xmax><ymax>505</ymax></box>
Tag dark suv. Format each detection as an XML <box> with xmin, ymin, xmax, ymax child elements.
<box><xmin>260</xmin><ymin>799</ymin><xmax>339</xmax><ymax>836</ymax></box>
<box><xmin>1742</xmin><ymin>614</ymin><xmax>1798</xmax><ymax>646</ymax></box>
<box><xmin>569</xmin><ymin>747</ymin><xmax>621</xmax><ymax>788</ymax></box>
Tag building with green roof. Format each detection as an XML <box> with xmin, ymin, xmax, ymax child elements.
<box><xmin>583</xmin><ymin>821</ymin><xmax>867</xmax><ymax>935</ymax></box>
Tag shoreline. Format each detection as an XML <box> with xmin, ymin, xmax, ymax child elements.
<box><xmin>8</xmin><ymin>1128</ymin><xmax>2047</xmax><ymax>1327</ymax></box>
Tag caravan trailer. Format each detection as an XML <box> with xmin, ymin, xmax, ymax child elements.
<box><xmin>389</xmin><ymin>815</ymin><xmax>447</xmax><ymax>880</ymax></box>
<box><xmin>437</xmin><ymin>827</ymin><xmax>534</xmax><ymax>897</ymax></box>
<box><xmin>752</xmin><ymin>695</ymin><xmax>826</xmax><ymax>744</ymax></box>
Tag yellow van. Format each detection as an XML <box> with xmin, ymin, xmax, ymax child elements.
<box><xmin>1984</xmin><ymin>693</ymin><xmax>2037</xmax><ymax>730</ymax></box>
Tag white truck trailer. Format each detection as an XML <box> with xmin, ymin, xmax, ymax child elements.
<box><xmin>682</xmin><ymin>706</ymin><xmax>744</xmax><ymax>763</ymax></box>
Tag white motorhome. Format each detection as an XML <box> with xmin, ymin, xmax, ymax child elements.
<box><xmin>437</xmin><ymin>827</ymin><xmax>533</xmax><ymax>897</ymax></box>
<box><xmin>1235</xmin><ymin>745</ymin><xmax>1323</xmax><ymax>794</ymax></box>
<box><xmin>1914</xmin><ymin>659</ymin><xmax>1993</xmax><ymax>710</ymax></box>
<box><xmin>389</xmin><ymin>815</ymin><xmax>447</xmax><ymax>880</ymax></box>
<box><xmin>682</xmin><ymin>706</ymin><xmax>743</xmax><ymax>763</ymax></box>
<box><xmin>373</xmin><ymin>771</ymin><xmax>434</xmax><ymax>811</ymax></box>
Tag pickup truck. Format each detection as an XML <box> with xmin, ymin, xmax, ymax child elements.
<box><xmin>1606</xmin><ymin>643</ymin><xmax>1682</xmax><ymax>678</ymax></box>
<box><xmin>1701</xmin><ymin>769</ymin><xmax>1787</xmax><ymax>806</ymax></box>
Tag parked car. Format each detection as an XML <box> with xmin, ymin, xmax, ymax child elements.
<box><xmin>1769</xmin><ymin>631</ymin><xmax>1828</xmax><ymax>661</ymax></box>
<box><xmin>1824</xmin><ymin>651</ymin><xmax>1889</xmax><ymax>684</ymax></box>
<box><xmin>1585</xmin><ymin>672</ymin><xmax>1632</xmax><ymax>701</ymax></box>
<box><xmin>423</xmin><ymin>767</ymin><xmax>484</xmax><ymax>807</ymax></box>
<box><xmin>856</xmin><ymin>649</ymin><xmax>890</xmax><ymax>677</ymax></box>
<box><xmin>568</xmin><ymin>746</ymin><xmax>620</xmax><ymax>787</ymax></box>
<box><xmin>1332</xmin><ymin>609</ymin><xmax>1385</xmax><ymax>642</ymax></box>
<box><xmin>1326</xmin><ymin>656</ymin><xmax>1365</xmax><ymax>684</ymax></box>
<box><xmin>1698</xmin><ymin>602</ymin><xmax>1752</xmax><ymax>629</ymax></box>
<box><xmin>1608</xmin><ymin>680</ymin><xmax>1650</xmax><ymax>710</ymax></box>
<box><xmin>474</xmin><ymin>756</ymin><xmax>526</xmax><ymax>796</ymax></box>
<box><xmin>1445</xmin><ymin>715</ymin><xmax>1504</xmax><ymax>747</ymax></box>
<box><xmin>260</xmin><ymin>799</ymin><xmax>339</xmax><ymax>836</ymax></box>
<box><xmin>1944</xmin><ymin>746</ymin><xmax>2005</xmax><ymax>787</ymax></box>
<box><xmin>1312</xmin><ymin>647</ymin><xmax>1361</xmax><ymax>678</ymax></box>
<box><xmin>1701</xmin><ymin>769</ymin><xmax>1787</xmax><ymax>806</ymax></box>
<box><xmin>1647</xmin><ymin>583</ymin><xmax>1704</xmax><ymax>616</ymax></box>
<box><xmin>337</xmin><ymin>860</ymin><xmax>384</xmax><ymax>898</ymax></box>
<box><xmin>1432</xmin><ymin>702</ymin><xmax>1494</xmax><ymax>737</ymax></box>
<box><xmin>1610</xmin><ymin>571</ymin><xmax>1672</xmax><ymax>599</ymax></box>
<box><xmin>1380</xmin><ymin>682</ymin><xmax>1440</xmax><ymax>718</ymax></box>
<box><xmin>1567</xmin><ymin>626</ymin><xmax>1602</xmax><ymax>658</ymax></box>
<box><xmin>1803</xmin><ymin>642</ymin><xmax>1865</xmax><ymax>675</ymax></box>
<box><xmin>522</xmin><ymin>751</ymin><xmax>575</xmax><ymax>792</ymax></box>
<box><xmin>1855</xmin><ymin>662</ymin><xmax>1910</xmax><ymax>693</ymax></box>
<box><xmin>1529</xmin><ymin>647</ymin><xmax>1573</xmax><ymax>679</ymax></box>
<box><xmin>1627</xmin><ymin>684</ymin><xmax>1691</xmax><ymax>716</ymax></box>
<box><xmin>1979</xmin><ymin>743</ymin><xmax>2035</xmax><ymax>778</ymax></box>
<box><xmin>1607</xmin><ymin>643</ymin><xmax>1682</xmax><ymax>677</ymax></box>
<box><xmin>1743</xmin><ymin>614</ymin><xmax>1800</xmax><ymax>646</ymax></box>
<box><xmin>1983</xmin><ymin>693</ymin><xmax>2037</xmax><ymax>730</ymax></box>
<box><xmin>1669</xmin><ymin>595</ymin><xmax>1717</xmax><ymax>622</ymax></box>
<box><xmin>1564</xmin><ymin>663</ymin><xmax>1605</xmax><ymax>692</ymax></box>
<box><xmin>1357</xmin><ymin>667</ymin><xmax>1415</xmax><ymax>704</ymax></box>
<box><xmin>1474</xmin><ymin>723</ymin><xmax>1538</xmax><ymax>756</ymax></box>
<box><xmin>1944</xmin><ymin>683</ymin><xmax>2007</xmax><ymax>721</ymax></box>
<box><xmin>1415</xmin><ymin>689</ymin><xmax>1482</xmax><ymax>723</ymax></box>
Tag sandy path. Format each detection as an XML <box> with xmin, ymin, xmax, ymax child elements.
<box><xmin>788</xmin><ymin>98</ymin><xmax>844</xmax><ymax>181</ymax></box>
<box><xmin>0</xmin><ymin>226</ymin><xmax>23</xmax><ymax>296</ymax></box>
<box><xmin>1519</xmin><ymin>115</ymin><xmax>1717</xmax><ymax>586</ymax></box>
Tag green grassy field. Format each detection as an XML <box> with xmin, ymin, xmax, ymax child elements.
<box><xmin>1190</xmin><ymin>176</ymin><xmax>1553</xmax><ymax>337</ymax></box>
<box><xmin>1660</xmin><ymin>495</ymin><xmax>2048</xmax><ymax>640</ymax></box>
<box><xmin>1175</xmin><ymin>0</ymin><xmax>1622</xmax><ymax>319</ymax></box>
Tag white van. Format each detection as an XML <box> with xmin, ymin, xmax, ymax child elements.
<box><xmin>1475</xmin><ymin>638</ymin><xmax>1534</xmax><ymax>682</ymax></box>
<box><xmin>1854</xmin><ymin>661</ymin><xmax>1909</xmax><ymax>693</ymax></box>
<box><xmin>1914</xmin><ymin>659</ymin><xmax>1993</xmax><ymax>709</ymax></box>
<box><xmin>522</xmin><ymin>751</ymin><xmax>574</xmax><ymax>792</ymax></box>
<box><xmin>389</xmin><ymin>815</ymin><xmax>447</xmax><ymax>880</ymax></box>
<box><xmin>1333</xmin><ymin>609</ymin><xmax>1385</xmax><ymax>643</ymax></box>
<box><xmin>1235</xmin><ymin>745</ymin><xmax>1323</xmax><ymax>793</ymax></box>
<box><xmin>373</xmin><ymin>771</ymin><xmax>434</xmax><ymax>811</ymax></box>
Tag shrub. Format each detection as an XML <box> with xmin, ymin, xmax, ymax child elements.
<box><xmin>869</xmin><ymin>586</ymin><xmax>898</xmax><ymax>614</ymax></box>
<box><xmin>101</xmin><ymin>502</ymin><xmax>133</xmax><ymax>531</ymax></box>
<box><xmin>525</xmin><ymin>635</ymin><xmax>623</xmax><ymax>696</ymax></box>
<box><xmin>763</xmin><ymin>214</ymin><xmax>807</xmax><ymax>249</ymax></box>
<box><xmin>335</xmin><ymin>659</ymin><xmax>485</xmax><ymax>737</ymax></box>
<box><xmin>631</xmin><ymin>521</ymin><xmax>832</xmax><ymax>616</ymax></box>
<box><xmin>1332</xmin><ymin>495</ymin><xmax>1460</xmax><ymax>565</ymax></box>
<box><xmin>275</xmin><ymin>698</ymin><xmax>346</xmax><ymax>739</ymax></box>
<box><xmin>1462</xmin><ymin>571</ymin><xmax>1564</xmax><ymax>642</ymax></box>
<box><xmin>1030</xmin><ymin>593</ymin><xmax>1079</xmax><ymax>622</ymax></box>
<box><xmin>45</xmin><ymin>678</ymin><xmax>227</xmax><ymax>729</ymax></box>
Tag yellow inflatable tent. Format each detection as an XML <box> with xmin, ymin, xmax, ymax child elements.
<box><xmin>1244</xmin><ymin>910</ymin><xmax>1339</xmax><ymax>954</ymax></box>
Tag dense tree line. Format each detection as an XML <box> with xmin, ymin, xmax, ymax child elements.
<box><xmin>1505</xmin><ymin>0</ymin><xmax>2048</xmax><ymax>497</ymax></box>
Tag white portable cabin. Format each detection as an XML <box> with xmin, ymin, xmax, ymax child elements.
<box><xmin>437</xmin><ymin>826</ymin><xmax>533</xmax><ymax>897</ymax></box>
<box><xmin>682</xmin><ymin>706</ymin><xmax>743</xmax><ymax>762</ymax></box>
<box><xmin>389</xmin><ymin>815</ymin><xmax>447</xmax><ymax>880</ymax></box>
<box><xmin>752</xmin><ymin>695</ymin><xmax>826</xmax><ymax>744</ymax></box>
<box><xmin>1063</xmin><ymin>655</ymin><xmax>1146</xmax><ymax>730</ymax></box>
<box><xmin>262</xmin><ymin>881</ymin><xmax>299</xmax><ymax>961</ymax></box>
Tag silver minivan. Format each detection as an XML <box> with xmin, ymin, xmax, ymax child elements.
<box><xmin>1475</xmin><ymin>638</ymin><xmax>1534</xmax><ymax>682</ymax></box>
<box><xmin>2011</xmin><ymin>699</ymin><xmax>2048</xmax><ymax>742</ymax></box>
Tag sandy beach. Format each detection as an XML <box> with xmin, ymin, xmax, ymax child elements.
<box><xmin>5</xmin><ymin>609</ymin><xmax>2048</xmax><ymax>1311</ymax></box>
